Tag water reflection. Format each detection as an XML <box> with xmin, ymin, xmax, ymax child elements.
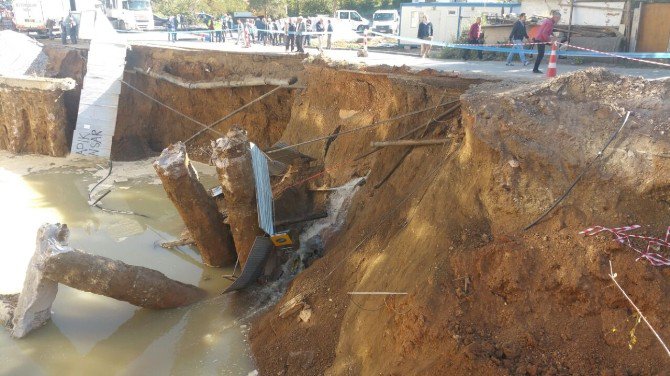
<box><xmin>0</xmin><ymin>162</ymin><xmax>255</xmax><ymax>375</ymax></box>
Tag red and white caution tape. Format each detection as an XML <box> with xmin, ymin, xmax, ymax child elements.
<box><xmin>560</xmin><ymin>43</ymin><xmax>670</xmax><ymax>68</ymax></box>
<box><xmin>580</xmin><ymin>225</ymin><xmax>670</xmax><ymax>266</ymax></box>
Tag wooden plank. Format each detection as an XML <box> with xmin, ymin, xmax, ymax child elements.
<box><xmin>371</xmin><ymin>138</ymin><xmax>452</xmax><ymax>148</ymax></box>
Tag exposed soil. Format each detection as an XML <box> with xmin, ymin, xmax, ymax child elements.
<box><xmin>0</xmin><ymin>39</ymin><xmax>86</xmax><ymax>156</ymax></box>
<box><xmin>3</xmin><ymin>37</ymin><xmax>670</xmax><ymax>375</ymax></box>
<box><xmin>250</xmin><ymin>68</ymin><xmax>670</xmax><ymax>376</ymax></box>
<box><xmin>42</xmin><ymin>44</ymin><xmax>88</xmax><ymax>146</ymax></box>
<box><xmin>113</xmin><ymin>46</ymin><xmax>306</xmax><ymax>162</ymax></box>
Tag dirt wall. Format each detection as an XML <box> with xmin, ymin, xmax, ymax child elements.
<box><xmin>43</xmin><ymin>45</ymin><xmax>88</xmax><ymax>147</ymax></box>
<box><xmin>0</xmin><ymin>77</ymin><xmax>75</xmax><ymax>157</ymax></box>
<box><xmin>112</xmin><ymin>46</ymin><xmax>307</xmax><ymax>162</ymax></box>
<box><xmin>0</xmin><ymin>45</ymin><xmax>86</xmax><ymax>157</ymax></box>
<box><xmin>250</xmin><ymin>69</ymin><xmax>670</xmax><ymax>375</ymax></box>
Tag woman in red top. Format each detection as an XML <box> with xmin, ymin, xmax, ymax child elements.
<box><xmin>532</xmin><ymin>11</ymin><xmax>561</xmax><ymax>73</ymax></box>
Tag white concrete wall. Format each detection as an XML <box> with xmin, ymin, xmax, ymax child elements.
<box><xmin>521</xmin><ymin>0</ymin><xmax>624</xmax><ymax>27</ymax></box>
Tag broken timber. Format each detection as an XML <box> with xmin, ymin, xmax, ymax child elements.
<box><xmin>370</xmin><ymin>139</ymin><xmax>452</xmax><ymax>148</ymax></box>
<box><xmin>212</xmin><ymin>127</ymin><xmax>264</xmax><ymax>267</ymax></box>
<box><xmin>9</xmin><ymin>223</ymin><xmax>205</xmax><ymax>338</ymax></box>
<box><xmin>154</xmin><ymin>142</ymin><xmax>236</xmax><ymax>267</ymax></box>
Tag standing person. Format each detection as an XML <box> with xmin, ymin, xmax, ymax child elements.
<box><xmin>60</xmin><ymin>17</ymin><xmax>67</xmax><ymax>44</ymax></box>
<box><xmin>65</xmin><ymin>13</ymin><xmax>77</xmax><ymax>44</ymax></box>
<box><xmin>249</xmin><ymin>20</ymin><xmax>256</xmax><ymax>44</ymax></box>
<box><xmin>69</xmin><ymin>14</ymin><xmax>78</xmax><ymax>44</ymax></box>
<box><xmin>46</xmin><ymin>18</ymin><xmax>55</xmax><ymax>39</ymax></box>
<box><xmin>172</xmin><ymin>15</ymin><xmax>179</xmax><ymax>41</ymax></box>
<box><xmin>227</xmin><ymin>14</ymin><xmax>234</xmax><ymax>38</ymax></box>
<box><xmin>256</xmin><ymin>17</ymin><xmax>264</xmax><ymax>44</ymax></box>
<box><xmin>207</xmin><ymin>17</ymin><xmax>215</xmax><ymax>42</ymax></box>
<box><xmin>506</xmin><ymin>13</ymin><xmax>529</xmax><ymax>66</ymax></box>
<box><xmin>221</xmin><ymin>15</ymin><xmax>229</xmax><ymax>42</ymax></box>
<box><xmin>463</xmin><ymin>17</ymin><xmax>482</xmax><ymax>60</ymax></box>
<box><xmin>271</xmin><ymin>19</ymin><xmax>279</xmax><ymax>45</ymax></box>
<box><xmin>295</xmin><ymin>17</ymin><xmax>305</xmax><ymax>53</ymax></box>
<box><xmin>167</xmin><ymin>15</ymin><xmax>174</xmax><ymax>42</ymax></box>
<box><xmin>417</xmin><ymin>15</ymin><xmax>433</xmax><ymax>58</ymax></box>
<box><xmin>248</xmin><ymin>20</ymin><xmax>256</xmax><ymax>43</ymax></box>
<box><xmin>237</xmin><ymin>20</ymin><xmax>244</xmax><ymax>45</ymax></box>
<box><xmin>285</xmin><ymin>18</ymin><xmax>295</xmax><ymax>52</ymax></box>
<box><xmin>532</xmin><ymin>10</ymin><xmax>561</xmax><ymax>73</ymax></box>
<box><xmin>326</xmin><ymin>19</ymin><xmax>333</xmax><ymax>49</ymax></box>
<box><xmin>315</xmin><ymin>18</ymin><xmax>325</xmax><ymax>52</ymax></box>
<box><xmin>305</xmin><ymin>19</ymin><xmax>312</xmax><ymax>46</ymax></box>
<box><xmin>215</xmin><ymin>16</ymin><xmax>223</xmax><ymax>42</ymax></box>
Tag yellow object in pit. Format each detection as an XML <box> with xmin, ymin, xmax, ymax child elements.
<box><xmin>271</xmin><ymin>232</ymin><xmax>293</xmax><ymax>247</ymax></box>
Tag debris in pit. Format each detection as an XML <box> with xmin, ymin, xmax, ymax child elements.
<box><xmin>154</xmin><ymin>141</ymin><xmax>236</xmax><ymax>267</ymax></box>
<box><xmin>0</xmin><ymin>294</ymin><xmax>18</xmax><ymax>329</ymax></box>
<box><xmin>9</xmin><ymin>223</ymin><xmax>206</xmax><ymax>338</ymax></box>
<box><xmin>222</xmin><ymin>236</ymin><xmax>274</xmax><ymax>294</ymax></box>
<box><xmin>212</xmin><ymin>127</ymin><xmax>265</xmax><ymax>267</ymax></box>
<box><xmin>298</xmin><ymin>306</ymin><xmax>312</xmax><ymax>323</ymax></box>
<box><xmin>279</xmin><ymin>293</ymin><xmax>307</xmax><ymax>319</ymax></box>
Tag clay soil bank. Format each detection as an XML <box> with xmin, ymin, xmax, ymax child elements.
<box><xmin>249</xmin><ymin>68</ymin><xmax>670</xmax><ymax>376</ymax></box>
<box><xmin>3</xmin><ymin>41</ymin><xmax>670</xmax><ymax>375</ymax></box>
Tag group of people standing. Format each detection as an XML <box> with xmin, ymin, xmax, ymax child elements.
<box><xmin>283</xmin><ymin>17</ymin><xmax>333</xmax><ymax>53</ymax></box>
<box><xmin>417</xmin><ymin>11</ymin><xmax>562</xmax><ymax>74</ymax></box>
<box><xmin>504</xmin><ymin>10</ymin><xmax>561</xmax><ymax>73</ymax></box>
<box><xmin>167</xmin><ymin>15</ymin><xmax>179</xmax><ymax>42</ymax></box>
<box><xmin>188</xmin><ymin>15</ymin><xmax>334</xmax><ymax>54</ymax></box>
<box><xmin>59</xmin><ymin>13</ymin><xmax>78</xmax><ymax>45</ymax></box>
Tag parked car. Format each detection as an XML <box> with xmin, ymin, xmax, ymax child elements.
<box><xmin>335</xmin><ymin>10</ymin><xmax>369</xmax><ymax>32</ymax></box>
<box><xmin>371</xmin><ymin>9</ymin><xmax>399</xmax><ymax>34</ymax></box>
<box><xmin>153</xmin><ymin>14</ymin><xmax>168</xmax><ymax>28</ymax></box>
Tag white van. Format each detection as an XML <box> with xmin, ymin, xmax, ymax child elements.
<box><xmin>335</xmin><ymin>10</ymin><xmax>369</xmax><ymax>32</ymax></box>
<box><xmin>371</xmin><ymin>9</ymin><xmax>399</xmax><ymax>34</ymax></box>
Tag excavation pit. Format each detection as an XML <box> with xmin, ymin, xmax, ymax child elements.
<box><xmin>1</xmin><ymin>39</ymin><xmax>669</xmax><ymax>375</ymax></box>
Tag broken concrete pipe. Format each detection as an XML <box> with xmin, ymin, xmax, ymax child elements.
<box><xmin>154</xmin><ymin>141</ymin><xmax>237</xmax><ymax>267</ymax></box>
<box><xmin>211</xmin><ymin>126</ymin><xmax>264</xmax><ymax>268</ymax></box>
<box><xmin>8</xmin><ymin>223</ymin><xmax>206</xmax><ymax>338</ymax></box>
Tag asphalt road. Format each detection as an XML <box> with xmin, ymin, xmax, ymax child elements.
<box><xmin>124</xmin><ymin>31</ymin><xmax>670</xmax><ymax>81</ymax></box>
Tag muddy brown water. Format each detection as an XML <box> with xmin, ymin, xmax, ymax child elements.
<box><xmin>0</xmin><ymin>162</ymin><xmax>256</xmax><ymax>375</ymax></box>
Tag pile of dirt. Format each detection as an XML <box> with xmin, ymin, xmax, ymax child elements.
<box><xmin>250</xmin><ymin>69</ymin><xmax>670</xmax><ymax>375</ymax></box>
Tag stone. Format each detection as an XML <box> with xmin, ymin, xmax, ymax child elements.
<box><xmin>11</xmin><ymin>224</ymin><xmax>65</xmax><ymax>338</ymax></box>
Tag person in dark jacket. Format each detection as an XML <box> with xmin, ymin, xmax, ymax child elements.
<box><xmin>462</xmin><ymin>17</ymin><xmax>482</xmax><ymax>60</ymax></box>
<box><xmin>315</xmin><ymin>18</ymin><xmax>325</xmax><ymax>52</ymax></box>
<box><xmin>60</xmin><ymin>17</ymin><xmax>67</xmax><ymax>44</ymax></box>
<box><xmin>286</xmin><ymin>18</ymin><xmax>296</xmax><ymax>52</ymax></box>
<box><xmin>417</xmin><ymin>15</ymin><xmax>433</xmax><ymax>58</ymax></box>
<box><xmin>295</xmin><ymin>17</ymin><xmax>305</xmax><ymax>53</ymax></box>
<box><xmin>172</xmin><ymin>15</ymin><xmax>179</xmax><ymax>41</ymax></box>
<box><xmin>506</xmin><ymin>13</ymin><xmax>529</xmax><ymax>66</ymax></box>
<box><xmin>326</xmin><ymin>19</ymin><xmax>333</xmax><ymax>49</ymax></box>
<box><xmin>307</xmin><ymin>19</ymin><xmax>314</xmax><ymax>46</ymax></box>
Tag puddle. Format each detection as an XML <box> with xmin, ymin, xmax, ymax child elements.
<box><xmin>0</xmin><ymin>158</ymin><xmax>256</xmax><ymax>375</ymax></box>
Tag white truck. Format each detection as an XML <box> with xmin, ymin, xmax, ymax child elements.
<box><xmin>101</xmin><ymin>0</ymin><xmax>154</xmax><ymax>30</ymax></box>
<box><xmin>371</xmin><ymin>9</ymin><xmax>399</xmax><ymax>34</ymax></box>
<box><xmin>334</xmin><ymin>10</ymin><xmax>369</xmax><ymax>32</ymax></box>
<box><xmin>12</xmin><ymin>0</ymin><xmax>70</xmax><ymax>36</ymax></box>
